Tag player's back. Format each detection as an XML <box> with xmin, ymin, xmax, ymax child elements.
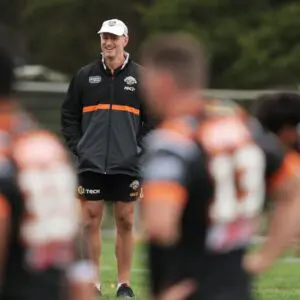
<box><xmin>144</xmin><ymin>99</ymin><xmax>278</xmax><ymax>299</ymax></box>
<box><xmin>0</xmin><ymin>111</ymin><xmax>78</xmax><ymax>300</ymax></box>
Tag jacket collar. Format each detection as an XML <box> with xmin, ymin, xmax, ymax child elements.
<box><xmin>101</xmin><ymin>52</ymin><xmax>130</xmax><ymax>74</ymax></box>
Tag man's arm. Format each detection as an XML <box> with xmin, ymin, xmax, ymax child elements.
<box><xmin>61</xmin><ymin>72</ymin><xmax>83</xmax><ymax>156</ymax></box>
<box><xmin>66</xmin><ymin>225</ymin><xmax>95</xmax><ymax>300</ymax></box>
<box><xmin>143</xmin><ymin>176</ymin><xmax>188</xmax><ymax>245</ymax></box>
<box><xmin>141</xmin><ymin>130</ymin><xmax>194</xmax><ymax>245</ymax></box>
<box><xmin>244</xmin><ymin>151</ymin><xmax>300</xmax><ymax>274</ymax></box>
<box><xmin>136</xmin><ymin>64</ymin><xmax>155</xmax><ymax>156</ymax></box>
<box><xmin>137</xmin><ymin>99</ymin><xmax>155</xmax><ymax>159</ymax></box>
<box><xmin>0</xmin><ymin>154</ymin><xmax>19</xmax><ymax>285</ymax></box>
<box><xmin>155</xmin><ymin>280</ymin><xmax>196</xmax><ymax>300</ymax></box>
<box><xmin>0</xmin><ymin>194</ymin><xmax>10</xmax><ymax>284</ymax></box>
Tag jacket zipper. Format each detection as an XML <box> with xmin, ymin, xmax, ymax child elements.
<box><xmin>104</xmin><ymin>75</ymin><xmax>114</xmax><ymax>173</ymax></box>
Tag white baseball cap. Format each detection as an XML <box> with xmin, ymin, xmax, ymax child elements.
<box><xmin>97</xmin><ymin>19</ymin><xmax>128</xmax><ymax>37</ymax></box>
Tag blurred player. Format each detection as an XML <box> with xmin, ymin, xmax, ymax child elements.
<box><xmin>0</xmin><ymin>46</ymin><xmax>94</xmax><ymax>300</ymax></box>
<box><xmin>252</xmin><ymin>92</ymin><xmax>300</xmax><ymax>254</ymax></box>
<box><xmin>252</xmin><ymin>92</ymin><xmax>300</xmax><ymax>152</ymax></box>
<box><xmin>140</xmin><ymin>33</ymin><xmax>300</xmax><ymax>300</ymax></box>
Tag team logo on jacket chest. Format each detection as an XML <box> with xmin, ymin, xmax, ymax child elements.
<box><xmin>89</xmin><ymin>76</ymin><xmax>102</xmax><ymax>84</ymax></box>
<box><xmin>124</xmin><ymin>76</ymin><xmax>137</xmax><ymax>91</ymax></box>
<box><xmin>124</xmin><ymin>76</ymin><xmax>137</xmax><ymax>85</ymax></box>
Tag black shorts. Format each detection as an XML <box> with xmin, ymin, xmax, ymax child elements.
<box><xmin>149</xmin><ymin>245</ymin><xmax>252</xmax><ymax>300</ymax></box>
<box><xmin>78</xmin><ymin>172</ymin><xmax>141</xmax><ymax>202</ymax></box>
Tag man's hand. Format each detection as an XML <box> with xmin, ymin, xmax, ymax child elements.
<box><xmin>156</xmin><ymin>280</ymin><xmax>196</xmax><ymax>300</ymax></box>
<box><xmin>243</xmin><ymin>252</ymin><xmax>273</xmax><ymax>275</ymax></box>
<box><xmin>140</xmin><ymin>187</ymin><xmax>144</xmax><ymax>199</ymax></box>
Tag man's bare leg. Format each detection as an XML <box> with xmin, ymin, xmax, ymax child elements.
<box><xmin>114</xmin><ymin>202</ymin><xmax>135</xmax><ymax>285</ymax></box>
<box><xmin>82</xmin><ymin>200</ymin><xmax>105</xmax><ymax>291</ymax></box>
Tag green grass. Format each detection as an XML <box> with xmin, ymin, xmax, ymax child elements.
<box><xmin>255</xmin><ymin>261</ymin><xmax>300</xmax><ymax>300</ymax></box>
<box><xmin>100</xmin><ymin>239</ymin><xmax>147</xmax><ymax>299</ymax></box>
<box><xmin>99</xmin><ymin>239</ymin><xmax>300</xmax><ymax>299</ymax></box>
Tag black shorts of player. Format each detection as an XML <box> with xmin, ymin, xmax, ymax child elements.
<box><xmin>149</xmin><ymin>245</ymin><xmax>253</xmax><ymax>300</ymax></box>
<box><xmin>78</xmin><ymin>172</ymin><xmax>141</xmax><ymax>202</ymax></box>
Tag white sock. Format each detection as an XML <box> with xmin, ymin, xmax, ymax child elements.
<box><xmin>95</xmin><ymin>283</ymin><xmax>101</xmax><ymax>291</ymax></box>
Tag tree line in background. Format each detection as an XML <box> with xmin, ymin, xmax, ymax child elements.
<box><xmin>1</xmin><ymin>0</ymin><xmax>300</xmax><ymax>89</ymax></box>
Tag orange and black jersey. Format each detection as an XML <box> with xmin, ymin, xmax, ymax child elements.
<box><xmin>142</xmin><ymin>100</ymin><xmax>300</xmax><ymax>297</ymax></box>
<box><xmin>0</xmin><ymin>111</ymin><xmax>79</xmax><ymax>300</ymax></box>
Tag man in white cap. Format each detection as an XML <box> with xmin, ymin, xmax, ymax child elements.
<box><xmin>61</xmin><ymin>18</ymin><xmax>151</xmax><ymax>297</ymax></box>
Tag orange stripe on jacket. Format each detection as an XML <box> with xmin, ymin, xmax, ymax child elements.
<box><xmin>82</xmin><ymin>104</ymin><xmax>110</xmax><ymax>113</ymax></box>
<box><xmin>112</xmin><ymin>105</ymin><xmax>140</xmax><ymax>115</ymax></box>
<box><xmin>83</xmin><ymin>104</ymin><xmax>140</xmax><ymax>115</ymax></box>
<box><xmin>143</xmin><ymin>180</ymin><xmax>188</xmax><ymax>206</ymax></box>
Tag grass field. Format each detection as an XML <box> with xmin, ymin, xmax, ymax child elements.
<box><xmin>99</xmin><ymin>238</ymin><xmax>300</xmax><ymax>300</ymax></box>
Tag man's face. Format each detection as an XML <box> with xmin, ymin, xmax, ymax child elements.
<box><xmin>278</xmin><ymin>126</ymin><xmax>300</xmax><ymax>151</ymax></box>
<box><xmin>288</xmin><ymin>127</ymin><xmax>300</xmax><ymax>151</ymax></box>
<box><xmin>141</xmin><ymin>66</ymin><xmax>173</xmax><ymax>119</ymax></box>
<box><xmin>100</xmin><ymin>33</ymin><xmax>128</xmax><ymax>60</ymax></box>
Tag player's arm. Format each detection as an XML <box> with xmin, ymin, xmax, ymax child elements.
<box><xmin>0</xmin><ymin>171</ymin><xmax>17</xmax><ymax>285</ymax></box>
<box><xmin>0</xmin><ymin>193</ymin><xmax>10</xmax><ymax>284</ymax></box>
<box><xmin>245</xmin><ymin>151</ymin><xmax>300</xmax><ymax>274</ymax></box>
<box><xmin>154</xmin><ymin>280</ymin><xmax>196</xmax><ymax>300</ymax></box>
<box><xmin>136</xmin><ymin>72</ymin><xmax>155</xmax><ymax>160</ymax></box>
<box><xmin>61</xmin><ymin>71</ymin><xmax>83</xmax><ymax>156</ymax></box>
<box><xmin>66</xmin><ymin>226</ymin><xmax>95</xmax><ymax>300</ymax></box>
<box><xmin>142</xmin><ymin>145</ymin><xmax>191</xmax><ymax>245</ymax></box>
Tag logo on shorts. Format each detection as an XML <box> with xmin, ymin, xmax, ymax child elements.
<box><xmin>78</xmin><ymin>186</ymin><xmax>100</xmax><ymax>195</ymax></box>
<box><xmin>130</xmin><ymin>180</ymin><xmax>140</xmax><ymax>191</ymax></box>
<box><xmin>86</xmin><ymin>189</ymin><xmax>101</xmax><ymax>194</ymax></box>
<box><xmin>78</xmin><ymin>186</ymin><xmax>85</xmax><ymax>195</ymax></box>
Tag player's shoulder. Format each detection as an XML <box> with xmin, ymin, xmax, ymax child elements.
<box><xmin>198</xmin><ymin>104</ymin><xmax>251</xmax><ymax>155</ymax></box>
<box><xmin>0</xmin><ymin>112</ymin><xmax>38</xmax><ymax>179</ymax></box>
<box><xmin>12</xmin><ymin>130</ymin><xmax>69</xmax><ymax>169</ymax></box>
<box><xmin>146</xmin><ymin>117</ymin><xmax>200</xmax><ymax>160</ymax></box>
<box><xmin>204</xmin><ymin>98</ymin><xmax>246</xmax><ymax>118</ymax></box>
<box><xmin>14</xmin><ymin>111</ymin><xmax>38</xmax><ymax>134</ymax></box>
<box><xmin>0</xmin><ymin>130</ymin><xmax>14</xmax><ymax>180</ymax></box>
<box><xmin>248</xmin><ymin>117</ymin><xmax>285</xmax><ymax>158</ymax></box>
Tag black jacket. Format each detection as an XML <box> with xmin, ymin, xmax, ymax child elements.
<box><xmin>61</xmin><ymin>55</ymin><xmax>151</xmax><ymax>176</ymax></box>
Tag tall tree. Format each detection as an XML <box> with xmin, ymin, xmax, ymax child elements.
<box><xmin>225</xmin><ymin>3</ymin><xmax>300</xmax><ymax>88</ymax></box>
<box><xmin>23</xmin><ymin>0</ymin><xmax>147</xmax><ymax>75</ymax></box>
<box><xmin>0</xmin><ymin>0</ymin><xmax>26</xmax><ymax>63</ymax></box>
<box><xmin>140</xmin><ymin>0</ymin><xmax>300</xmax><ymax>88</ymax></box>
<box><xmin>21</xmin><ymin>0</ymin><xmax>300</xmax><ymax>88</ymax></box>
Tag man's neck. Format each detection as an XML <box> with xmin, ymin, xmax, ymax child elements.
<box><xmin>104</xmin><ymin>53</ymin><xmax>126</xmax><ymax>74</ymax></box>
<box><xmin>166</xmin><ymin>91</ymin><xmax>203</xmax><ymax>119</ymax></box>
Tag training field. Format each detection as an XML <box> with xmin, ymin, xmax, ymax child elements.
<box><xmin>99</xmin><ymin>238</ymin><xmax>300</xmax><ymax>300</ymax></box>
